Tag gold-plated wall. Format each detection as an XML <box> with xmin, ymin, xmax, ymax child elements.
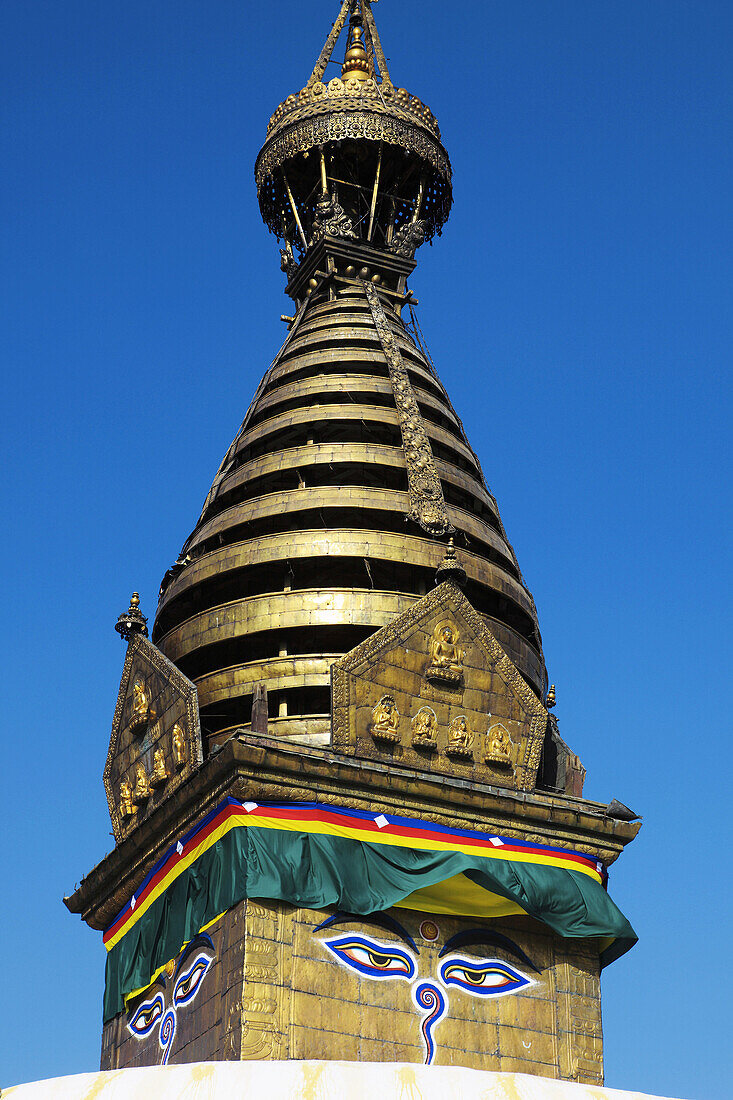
<box><xmin>103</xmin><ymin>900</ymin><xmax>603</xmax><ymax>1086</ymax></box>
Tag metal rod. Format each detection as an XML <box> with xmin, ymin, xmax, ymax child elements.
<box><xmin>306</xmin><ymin>0</ymin><xmax>352</xmax><ymax>88</ymax></box>
<box><xmin>386</xmin><ymin>198</ymin><xmax>396</xmax><ymax>243</ymax></box>
<box><xmin>367</xmin><ymin>142</ymin><xmax>383</xmax><ymax>241</ymax></box>
<box><xmin>283</xmin><ymin>171</ymin><xmax>308</xmax><ymax>249</ymax></box>
<box><xmin>362</xmin><ymin>0</ymin><xmax>392</xmax><ymax>86</ymax></box>
<box><xmin>411</xmin><ymin>176</ymin><xmax>426</xmax><ymax>224</ymax></box>
<box><xmin>319</xmin><ymin>148</ymin><xmax>329</xmax><ymax>193</ymax></box>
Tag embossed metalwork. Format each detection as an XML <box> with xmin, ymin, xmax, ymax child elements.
<box><xmin>133</xmin><ymin>762</ymin><xmax>151</xmax><ymax>804</ymax></box>
<box><xmin>172</xmin><ymin>723</ymin><xmax>186</xmax><ymax>769</ymax></box>
<box><xmin>149</xmin><ymin>747</ymin><xmax>169</xmax><ymax>789</ymax></box>
<box><xmin>129</xmin><ymin>678</ymin><xmax>152</xmax><ymax>735</ymax></box>
<box><xmin>363</xmin><ymin>279</ymin><xmax>452</xmax><ymax>535</ymax></box>
<box><xmin>485</xmin><ymin>723</ymin><xmax>514</xmax><ymax>769</ymax></box>
<box><xmin>411</xmin><ymin>706</ymin><xmax>438</xmax><ymax>750</ymax></box>
<box><xmin>310</xmin><ymin>192</ymin><xmax>356</xmax><ymax>243</ymax></box>
<box><xmin>115</xmin><ymin>591</ymin><xmax>149</xmax><ymax>641</ymax></box>
<box><xmin>445</xmin><ymin>716</ymin><xmax>475</xmax><ymax>760</ymax></box>
<box><xmin>389</xmin><ymin>219</ymin><xmax>426</xmax><ymax>259</ymax></box>
<box><xmin>425</xmin><ymin>620</ymin><xmax>464</xmax><ymax>685</ymax></box>
<box><xmin>370</xmin><ymin>695</ymin><xmax>400</xmax><ymax>744</ymax></box>
<box><xmin>331</xmin><ymin>581</ymin><xmax>548</xmax><ymax>791</ymax></box>
<box><xmin>103</xmin><ymin>632</ymin><xmax>204</xmax><ymax>841</ymax></box>
<box><xmin>119</xmin><ymin>780</ymin><xmax>135</xmax><ymax>819</ymax></box>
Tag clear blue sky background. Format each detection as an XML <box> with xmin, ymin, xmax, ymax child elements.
<box><xmin>1</xmin><ymin>1</ymin><xmax>731</xmax><ymax>1095</ymax></box>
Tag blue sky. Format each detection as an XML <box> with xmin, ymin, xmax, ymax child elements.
<box><xmin>1</xmin><ymin>1</ymin><xmax>731</xmax><ymax>1095</ymax></box>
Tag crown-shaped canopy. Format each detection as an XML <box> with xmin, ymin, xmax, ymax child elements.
<box><xmin>256</xmin><ymin>0</ymin><xmax>452</xmax><ymax>266</ymax></box>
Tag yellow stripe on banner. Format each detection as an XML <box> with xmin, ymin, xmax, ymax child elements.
<box><xmin>394</xmin><ymin>874</ymin><xmax>528</xmax><ymax>920</ymax></box>
<box><xmin>106</xmin><ymin>810</ymin><xmax>600</xmax><ymax>950</ymax></box>
<box><xmin>105</xmin><ymin>813</ymin><xmax>246</xmax><ymax>951</ymax></box>
<box><xmin>122</xmin><ymin>912</ymin><xmax>227</xmax><ymax>1009</ymax></box>
<box><xmin>250</xmin><ymin>813</ymin><xmax>601</xmax><ymax>881</ymax></box>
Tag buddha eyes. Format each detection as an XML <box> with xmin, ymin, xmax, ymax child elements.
<box><xmin>127</xmin><ymin>992</ymin><xmax>165</xmax><ymax>1036</ymax></box>
<box><xmin>439</xmin><ymin>956</ymin><xmax>531</xmax><ymax>996</ymax></box>
<box><xmin>320</xmin><ymin>929</ymin><xmax>534</xmax><ymax>1000</ymax></box>
<box><xmin>173</xmin><ymin>953</ymin><xmax>213</xmax><ymax>1007</ymax></box>
<box><xmin>323</xmin><ymin>935</ymin><xmax>416</xmax><ymax>980</ymax></box>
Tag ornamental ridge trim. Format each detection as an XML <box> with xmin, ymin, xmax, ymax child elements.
<box><xmin>256</xmin><ymin>108</ymin><xmax>450</xmax><ymax>183</ymax></box>
<box><xmin>362</xmin><ymin>280</ymin><xmax>453</xmax><ymax>537</ymax></box>
<box><xmin>265</xmin><ymin>80</ymin><xmax>442</xmax><ymax>142</ymax></box>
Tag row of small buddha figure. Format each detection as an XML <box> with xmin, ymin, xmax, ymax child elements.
<box><xmin>119</xmin><ymin>723</ymin><xmax>186</xmax><ymax>819</ymax></box>
<box><xmin>370</xmin><ymin>695</ymin><xmax>513</xmax><ymax>767</ymax></box>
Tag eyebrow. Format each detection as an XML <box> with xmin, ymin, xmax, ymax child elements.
<box><xmin>315</xmin><ymin>911</ymin><xmax>419</xmax><ymax>954</ymax></box>
<box><xmin>174</xmin><ymin>932</ymin><xmax>215</xmax><ymax>980</ymax></box>
<box><xmin>439</xmin><ymin>929</ymin><xmax>540</xmax><ymax>973</ymax></box>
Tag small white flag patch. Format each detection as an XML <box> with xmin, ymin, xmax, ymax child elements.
<box><xmin>244</xmin><ymin>801</ymin><xmax>258</xmax><ymax>813</ymax></box>
<box><xmin>374</xmin><ymin>814</ymin><xmax>389</xmax><ymax>829</ymax></box>
<box><xmin>130</xmin><ymin>895</ymin><xmax>136</xmax><ymax>910</ymax></box>
<box><xmin>489</xmin><ymin>837</ymin><xmax>504</xmax><ymax>847</ymax></box>
<box><xmin>176</xmin><ymin>841</ymin><xmax>184</xmax><ymax>855</ymax></box>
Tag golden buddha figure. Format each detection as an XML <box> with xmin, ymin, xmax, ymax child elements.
<box><xmin>130</xmin><ymin>678</ymin><xmax>151</xmax><ymax>734</ymax></box>
<box><xmin>445</xmin><ymin>715</ymin><xmax>474</xmax><ymax>760</ymax></box>
<box><xmin>370</xmin><ymin>696</ymin><xmax>400</xmax><ymax>745</ymax></box>
<box><xmin>411</xmin><ymin>706</ymin><xmax>437</xmax><ymax>749</ymax></box>
<box><xmin>485</xmin><ymin>723</ymin><xmax>513</xmax><ymax>769</ymax></box>
<box><xmin>119</xmin><ymin>779</ymin><xmax>135</xmax><ymax>819</ymax></box>
<box><xmin>150</xmin><ymin>747</ymin><xmax>169</xmax><ymax>788</ymax></box>
<box><xmin>425</xmin><ymin>621</ymin><xmax>464</xmax><ymax>685</ymax></box>
<box><xmin>172</xmin><ymin>723</ymin><xmax>186</xmax><ymax>768</ymax></box>
<box><xmin>133</xmin><ymin>762</ymin><xmax>151</xmax><ymax>803</ymax></box>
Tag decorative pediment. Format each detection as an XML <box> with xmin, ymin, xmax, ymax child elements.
<box><xmin>103</xmin><ymin>634</ymin><xmax>203</xmax><ymax>842</ymax></box>
<box><xmin>331</xmin><ymin>582</ymin><xmax>547</xmax><ymax>791</ymax></box>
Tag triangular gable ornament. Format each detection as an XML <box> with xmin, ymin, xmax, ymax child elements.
<box><xmin>331</xmin><ymin>582</ymin><xmax>548</xmax><ymax>791</ymax></box>
<box><xmin>103</xmin><ymin>633</ymin><xmax>203</xmax><ymax>842</ymax></box>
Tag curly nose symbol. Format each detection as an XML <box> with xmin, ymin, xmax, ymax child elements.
<box><xmin>159</xmin><ymin>1008</ymin><xmax>177</xmax><ymax>1065</ymax></box>
<box><xmin>413</xmin><ymin>982</ymin><xmax>446</xmax><ymax>1065</ymax></box>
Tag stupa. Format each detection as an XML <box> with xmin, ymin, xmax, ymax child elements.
<box><xmin>65</xmin><ymin>1</ymin><xmax>640</xmax><ymax>1085</ymax></box>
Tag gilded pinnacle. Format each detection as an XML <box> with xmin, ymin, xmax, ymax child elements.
<box><xmin>435</xmin><ymin>538</ymin><xmax>467</xmax><ymax>589</ymax></box>
<box><xmin>342</xmin><ymin>22</ymin><xmax>370</xmax><ymax>82</ymax></box>
<box><xmin>115</xmin><ymin>591</ymin><xmax>149</xmax><ymax>641</ymax></box>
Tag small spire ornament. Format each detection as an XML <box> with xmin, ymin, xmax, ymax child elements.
<box><xmin>434</xmin><ymin>538</ymin><xmax>467</xmax><ymax>589</ymax></box>
<box><xmin>115</xmin><ymin>592</ymin><xmax>149</xmax><ymax>641</ymax></box>
<box><xmin>546</xmin><ymin>683</ymin><xmax>556</xmax><ymax>709</ymax></box>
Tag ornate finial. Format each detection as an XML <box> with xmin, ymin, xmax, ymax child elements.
<box><xmin>115</xmin><ymin>591</ymin><xmax>149</xmax><ymax>641</ymax></box>
<box><xmin>342</xmin><ymin>18</ymin><xmax>370</xmax><ymax>83</ymax></box>
<box><xmin>546</xmin><ymin>683</ymin><xmax>556</xmax><ymax>709</ymax></box>
<box><xmin>435</xmin><ymin>538</ymin><xmax>467</xmax><ymax>588</ymax></box>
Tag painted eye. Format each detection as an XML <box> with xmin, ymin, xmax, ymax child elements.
<box><xmin>439</xmin><ymin>956</ymin><xmax>531</xmax><ymax>997</ymax></box>
<box><xmin>127</xmin><ymin>992</ymin><xmax>165</xmax><ymax>1036</ymax></box>
<box><xmin>173</xmin><ymin>953</ymin><xmax>212</xmax><ymax>1006</ymax></box>
<box><xmin>323</xmin><ymin>935</ymin><xmax>415</xmax><ymax>980</ymax></box>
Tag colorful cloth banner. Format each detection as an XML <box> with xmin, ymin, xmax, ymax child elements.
<box><xmin>102</xmin><ymin>799</ymin><xmax>636</xmax><ymax>1022</ymax></box>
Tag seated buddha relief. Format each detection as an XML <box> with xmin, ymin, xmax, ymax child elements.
<box><xmin>370</xmin><ymin>695</ymin><xmax>401</xmax><ymax>745</ymax></box>
<box><xmin>425</xmin><ymin>621</ymin><xmax>464</xmax><ymax>686</ymax></box>
<box><xmin>411</xmin><ymin>706</ymin><xmax>438</xmax><ymax>750</ymax></box>
<box><xmin>484</xmin><ymin>722</ymin><xmax>513</xmax><ymax>769</ymax></box>
<box><xmin>445</xmin><ymin>715</ymin><xmax>474</xmax><ymax>760</ymax></box>
<box><xmin>133</xmin><ymin>762</ymin><xmax>151</xmax><ymax>804</ymax></box>
<box><xmin>130</xmin><ymin>677</ymin><xmax>152</xmax><ymax>735</ymax></box>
